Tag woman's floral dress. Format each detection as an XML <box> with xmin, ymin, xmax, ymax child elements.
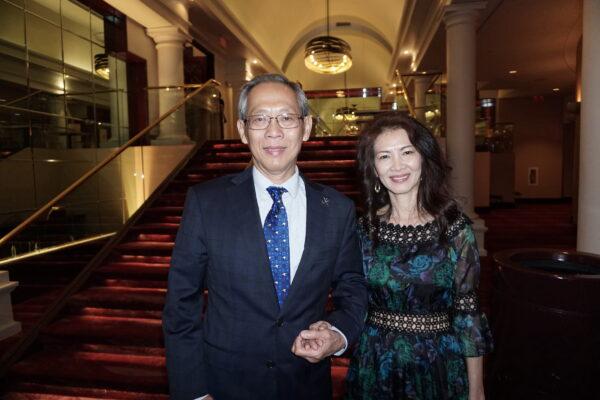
<box><xmin>345</xmin><ymin>209</ymin><xmax>493</xmax><ymax>399</ymax></box>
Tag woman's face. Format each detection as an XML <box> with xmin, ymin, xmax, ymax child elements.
<box><xmin>373</xmin><ymin>128</ymin><xmax>422</xmax><ymax>198</ymax></box>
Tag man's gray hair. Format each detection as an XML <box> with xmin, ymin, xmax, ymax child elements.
<box><xmin>238</xmin><ymin>74</ymin><xmax>310</xmax><ymax>121</ymax></box>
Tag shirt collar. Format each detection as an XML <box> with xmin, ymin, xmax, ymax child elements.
<box><xmin>253</xmin><ymin>166</ymin><xmax>301</xmax><ymax>199</ymax></box>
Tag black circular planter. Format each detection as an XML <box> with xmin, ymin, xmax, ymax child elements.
<box><xmin>489</xmin><ymin>249</ymin><xmax>600</xmax><ymax>400</ymax></box>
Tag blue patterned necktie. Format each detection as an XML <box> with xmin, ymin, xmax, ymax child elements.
<box><xmin>264</xmin><ymin>186</ymin><xmax>290</xmax><ymax>307</ymax></box>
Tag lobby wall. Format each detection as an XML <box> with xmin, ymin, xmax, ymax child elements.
<box><xmin>497</xmin><ymin>95</ymin><xmax>566</xmax><ymax>199</ymax></box>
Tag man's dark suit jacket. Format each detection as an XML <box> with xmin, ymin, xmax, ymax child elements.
<box><xmin>162</xmin><ymin>167</ymin><xmax>368</xmax><ymax>400</ymax></box>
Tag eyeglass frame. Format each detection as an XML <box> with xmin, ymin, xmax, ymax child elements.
<box><xmin>244</xmin><ymin>113</ymin><xmax>307</xmax><ymax>130</ymax></box>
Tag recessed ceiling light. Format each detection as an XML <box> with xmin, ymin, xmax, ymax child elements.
<box><xmin>403</xmin><ymin>50</ymin><xmax>411</xmax><ymax>55</ymax></box>
<box><xmin>509</xmin><ymin>70</ymin><xmax>517</xmax><ymax>74</ymax></box>
<box><xmin>553</xmin><ymin>88</ymin><xmax>560</xmax><ymax>92</ymax></box>
<box><xmin>252</xmin><ymin>59</ymin><xmax>258</xmax><ymax>64</ymax></box>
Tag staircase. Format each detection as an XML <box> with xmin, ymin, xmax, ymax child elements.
<box><xmin>1</xmin><ymin>137</ymin><xmax>360</xmax><ymax>399</ymax></box>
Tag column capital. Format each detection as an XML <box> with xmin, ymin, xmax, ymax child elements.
<box><xmin>444</xmin><ymin>1</ymin><xmax>486</xmax><ymax>28</ymax></box>
<box><xmin>146</xmin><ymin>26</ymin><xmax>188</xmax><ymax>46</ymax></box>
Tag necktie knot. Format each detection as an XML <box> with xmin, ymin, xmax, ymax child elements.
<box><xmin>267</xmin><ymin>186</ymin><xmax>287</xmax><ymax>203</ymax></box>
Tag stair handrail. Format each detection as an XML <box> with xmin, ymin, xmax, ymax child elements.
<box><xmin>0</xmin><ymin>79</ymin><xmax>220</xmax><ymax>249</ymax></box>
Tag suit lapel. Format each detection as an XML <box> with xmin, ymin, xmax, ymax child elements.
<box><xmin>227</xmin><ymin>169</ymin><xmax>280</xmax><ymax>312</ymax></box>
<box><xmin>282</xmin><ymin>177</ymin><xmax>328</xmax><ymax>313</ymax></box>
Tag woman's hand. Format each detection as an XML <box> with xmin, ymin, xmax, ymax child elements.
<box><xmin>466</xmin><ymin>356</ymin><xmax>485</xmax><ymax>400</ymax></box>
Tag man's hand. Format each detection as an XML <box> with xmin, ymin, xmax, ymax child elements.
<box><xmin>291</xmin><ymin>321</ymin><xmax>344</xmax><ymax>363</ymax></box>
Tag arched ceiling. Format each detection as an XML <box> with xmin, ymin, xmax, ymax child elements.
<box><xmin>209</xmin><ymin>0</ymin><xmax>407</xmax><ymax>89</ymax></box>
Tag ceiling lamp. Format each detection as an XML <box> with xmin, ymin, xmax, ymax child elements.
<box><xmin>94</xmin><ymin>53</ymin><xmax>109</xmax><ymax>80</ymax></box>
<box><xmin>333</xmin><ymin>105</ymin><xmax>358</xmax><ymax>121</ymax></box>
<box><xmin>304</xmin><ymin>0</ymin><xmax>352</xmax><ymax>75</ymax></box>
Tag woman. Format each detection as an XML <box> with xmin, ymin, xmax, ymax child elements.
<box><xmin>345</xmin><ymin>114</ymin><xmax>493</xmax><ymax>400</ymax></box>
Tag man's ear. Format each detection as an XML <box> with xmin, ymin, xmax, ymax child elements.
<box><xmin>302</xmin><ymin>115</ymin><xmax>313</xmax><ymax>142</ymax></box>
<box><xmin>237</xmin><ymin>119</ymin><xmax>248</xmax><ymax>144</ymax></box>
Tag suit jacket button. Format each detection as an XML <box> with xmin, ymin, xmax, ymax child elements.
<box><xmin>266</xmin><ymin>360</ymin><xmax>275</xmax><ymax>368</ymax></box>
<box><xmin>276</xmin><ymin>318</ymin><xmax>284</xmax><ymax>327</ymax></box>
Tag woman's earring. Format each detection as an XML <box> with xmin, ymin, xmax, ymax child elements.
<box><xmin>374</xmin><ymin>180</ymin><xmax>381</xmax><ymax>193</ymax></box>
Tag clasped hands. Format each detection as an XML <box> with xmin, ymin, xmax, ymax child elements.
<box><xmin>291</xmin><ymin>321</ymin><xmax>344</xmax><ymax>363</ymax></box>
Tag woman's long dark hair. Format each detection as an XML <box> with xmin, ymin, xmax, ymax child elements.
<box><xmin>357</xmin><ymin>112</ymin><xmax>457</xmax><ymax>242</ymax></box>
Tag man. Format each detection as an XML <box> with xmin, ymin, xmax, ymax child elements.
<box><xmin>163</xmin><ymin>74</ymin><xmax>367</xmax><ymax>400</ymax></box>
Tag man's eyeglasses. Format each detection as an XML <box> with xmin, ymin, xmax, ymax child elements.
<box><xmin>245</xmin><ymin>113</ymin><xmax>304</xmax><ymax>130</ymax></box>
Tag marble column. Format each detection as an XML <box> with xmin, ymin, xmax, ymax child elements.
<box><xmin>147</xmin><ymin>26</ymin><xmax>189</xmax><ymax>144</ymax></box>
<box><xmin>577</xmin><ymin>0</ymin><xmax>600</xmax><ymax>255</ymax></box>
<box><xmin>0</xmin><ymin>270</ymin><xmax>21</xmax><ymax>341</ymax></box>
<box><xmin>413</xmin><ymin>75</ymin><xmax>429</xmax><ymax>123</ymax></box>
<box><xmin>444</xmin><ymin>1</ymin><xmax>487</xmax><ymax>255</ymax></box>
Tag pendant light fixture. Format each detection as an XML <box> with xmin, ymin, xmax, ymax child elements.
<box><xmin>94</xmin><ymin>53</ymin><xmax>110</xmax><ymax>80</ymax></box>
<box><xmin>304</xmin><ymin>0</ymin><xmax>352</xmax><ymax>74</ymax></box>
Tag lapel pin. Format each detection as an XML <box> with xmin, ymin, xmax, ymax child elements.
<box><xmin>321</xmin><ymin>196</ymin><xmax>330</xmax><ymax>207</ymax></box>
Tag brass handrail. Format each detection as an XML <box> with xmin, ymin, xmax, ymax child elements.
<box><xmin>0</xmin><ymin>78</ymin><xmax>220</xmax><ymax>248</ymax></box>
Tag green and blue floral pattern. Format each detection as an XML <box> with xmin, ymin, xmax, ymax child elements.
<box><xmin>346</xmin><ymin>212</ymin><xmax>493</xmax><ymax>400</ymax></box>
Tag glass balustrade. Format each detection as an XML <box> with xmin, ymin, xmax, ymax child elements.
<box><xmin>0</xmin><ymin>83</ymin><xmax>222</xmax><ymax>262</ymax></box>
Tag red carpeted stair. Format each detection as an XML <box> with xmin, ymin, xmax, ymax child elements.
<box><xmin>2</xmin><ymin>138</ymin><xmax>577</xmax><ymax>399</ymax></box>
<box><xmin>2</xmin><ymin>138</ymin><xmax>360</xmax><ymax>399</ymax></box>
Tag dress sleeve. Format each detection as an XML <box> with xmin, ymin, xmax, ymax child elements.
<box><xmin>450</xmin><ymin>223</ymin><xmax>493</xmax><ymax>357</ymax></box>
<box><xmin>357</xmin><ymin>220</ymin><xmax>373</xmax><ymax>277</ymax></box>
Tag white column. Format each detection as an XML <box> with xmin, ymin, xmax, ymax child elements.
<box><xmin>413</xmin><ymin>76</ymin><xmax>429</xmax><ymax>123</ymax></box>
<box><xmin>444</xmin><ymin>2</ymin><xmax>487</xmax><ymax>255</ymax></box>
<box><xmin>0</xmin><ymin>271</ymin><xmax>21</xmax><ymax>341</ymax></box>
<box><xmin>147</xmin><ymin>26</ymin><xmax>189</xmax><ymax>144</ymax></box>
<box><xmin>225</xmin><ymin>58</ymin><xmax>251</xmax><ymax>125</ymax></box>
<box><xmin>577</xmin><ymin>0</ymin><xmax>600</xmax><ymax>255</ymax></box>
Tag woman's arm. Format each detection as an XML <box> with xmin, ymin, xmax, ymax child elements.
<box><xmin>466</xmin><ymin>356</ymin><xmax>485</xmax><ymax>400</ymax></box>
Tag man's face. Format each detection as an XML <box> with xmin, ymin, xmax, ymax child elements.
<box><xmin>237</xmin><ymin>82</ymin><xmax>312</xmax><ymax>183</ymax></box>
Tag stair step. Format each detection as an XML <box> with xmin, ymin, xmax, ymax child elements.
<box><xmin>42</xmin><ymin>315</ymin><xmax>163</xmax><ymax>346</ymax></box>
<box><xmin>95</xmin><ymin>263</ymin><xmax>169</xmax><ymax>281</ymax></box>
<box><xmin>48</xmin><ymin>343</ymin><xmax>165</xmax><ymax>356</ymax></box>
<box><xmin>135</xmin><ymin>233</ymin><xmax>176</xmax><ymax>242</ymax></box>
<box><xmin>129</xmin><ymin>223</ymin><xmax>180</xmax><ymax>232</ymax></box>
<box><xmin>5</xmin><ymin>384</ymin><xmax>169</xmax><ymax>400</ymax></box>
<box><xmin>73</xmin><ymin>306</ymin><xmax>163</xmax><ymax>320</ymax></box>
<box><xmin>95</xmin><ymin>278</ymin><xmax>168</xmax><ymax>289</ymax></box>
<box><xmin>9</xmin><ymin>348</ymin><xmax>167</xmax><ymax>393</ymax></box>
<box><xmin>114</xmin><ymin>255</ymin><xmax>171</xmax><ymax>263</ymax></box>
<box><xmin>115</xmin><ymin>241</ymin><xmax>174</xmax><ymax>252</ymax></box>
<box><xmin>69</xmin><ymin>286</ymin><xmax>166</xmax><ymax>310</ymax></box>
